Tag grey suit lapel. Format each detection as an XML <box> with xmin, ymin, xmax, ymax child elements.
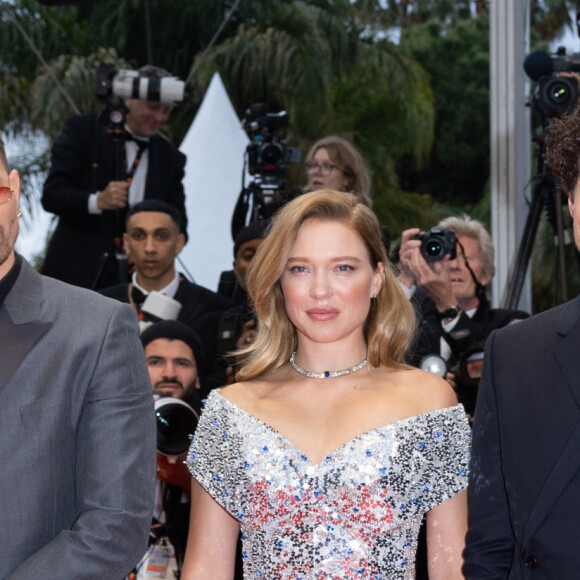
<box><xmin>0</xmin><ymin>260</ymin><xmax>52</xmax><ymax>392</ymax></box>
<box><xmin>523</xmin><ymin>298</ymin><xmax>580</xmax><ymax>542</ymax></box>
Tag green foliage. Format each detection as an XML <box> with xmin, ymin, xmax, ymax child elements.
<box><xmin>398</xmin><ymin>12</ymin><xmax>490</xmax><ymax>205</ymax></box>
<box><xmin>192</xmin><ymin>1</ymin><xmax>435</xmax><ymax>199</ymax></box>
<box><xmin>531</xmin><ymin>0</ymin><xmax>576</xmax><ymax>41</ymax></box>
<box><xmin>30</xmin><ymin>48</ymin><xmax>130</xmax><ymax>139</ymax></box>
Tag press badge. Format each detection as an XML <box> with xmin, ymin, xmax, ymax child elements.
<box><xmin>142</xmin><ymin>543</ymin><xmax>169</xmax><ymax>579</ymax></box>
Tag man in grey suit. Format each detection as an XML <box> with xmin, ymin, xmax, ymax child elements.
<box><xmin>0</xmin><ymin>137</ymin><xmax>156</xmax><ymax>578</ymax></box>
<box><xmin>463</xmin><ymin>104</ymin><xmax>580</xmax><ymax>577</ymax></box>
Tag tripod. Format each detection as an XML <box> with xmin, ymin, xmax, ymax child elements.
<box><xmin>91</xmin><ymin>103</ymin><xmax>130</xmax><ymax>290</ymax></box>
<box><xmin>502</xmin><ymin>127</ymin><xmax>571</xmax><ymax>310</ymax></box>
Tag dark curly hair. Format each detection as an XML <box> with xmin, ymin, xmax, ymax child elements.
<box><xmin>545</xmin><ymin>104</ymin><xmax>580</xmax><ymax>198</ymax></box>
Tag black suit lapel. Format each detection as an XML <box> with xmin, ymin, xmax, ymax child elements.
<box><xmin>0</xmin><ymin>259</ymin><xmax>53</xmax><ymax>392</ymax></box>
<box><xmin>0</xmin><ymin>307</ymin><xmax>51</xmax><ymax>393</ymax></box>
<box><xmin>523</xmin><ymin>303</ymin><xmax>580</xmax><ymax>543</ymax></box>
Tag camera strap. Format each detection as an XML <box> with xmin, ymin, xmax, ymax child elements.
<box><xmin>457</xmin><ymin>240</ymin><xmax>489</xmax><ymax>310</ymax></box>
<box><xmin>124</xmin><ymin>136</ymin><xmax>149</xmax><ymax>183</ymax></box>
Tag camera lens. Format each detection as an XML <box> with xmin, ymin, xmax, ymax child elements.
<box><xmin>546</xmin><ymin>80</ymin><xmax>573</xmax><ymax>107</ymax></box>
<box><xmin>424</xmin><ymin>239</ymin><xmax>443</xmax><ymax>258</ymax></box>
<box><xmin>155</xmin><ymin>398</ymin><xmax>198</xmax><ymax>455</ymax></box>
<box><xmin>538</xmin><ymin>76</ymin><xmax>579</xmax><ymax>117</ymax></box>
<box><xmin>261</xmin><ymin>143</ymin><xmax>283</xmax><ymax>165</ymax></box>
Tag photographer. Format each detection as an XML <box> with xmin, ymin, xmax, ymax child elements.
<box><xmin>213</xmin><ymin>220</ymin><xmax>269</xmax><ymax>389</ymax></box>
<box><xmin>132</xmin><ymin>321</ymin><xmax>201</xmax><ymax>578</ymax></box>
<box><xmin>399</xmin><ymin>215</ymin><xmax>529</xmax><ymax>414</ymax></box>
<box><xmin>42</xmin><ymin>64</ymin><xmax>188</xmax><ymax>290</ymax></box>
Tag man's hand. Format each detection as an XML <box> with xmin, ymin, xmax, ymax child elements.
<box><xmin>97</xmin><ymin>181</ymin><xmax>130</xmax><ymax>210</ymax></box>
<box><xmin>398</xmin><ymin>228</ymin><xmax>422</xmax><ymax>289</ymax></box>
<box><xmin>399</xmin><ymin>227</ymin><xmax>456</xmax><ymax>312</ymax></box>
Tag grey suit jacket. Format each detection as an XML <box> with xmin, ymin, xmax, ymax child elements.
<box><xmin>0</xmin><ymin>258</ymin><xmax>156</xmax><ymax>579</ymax></box>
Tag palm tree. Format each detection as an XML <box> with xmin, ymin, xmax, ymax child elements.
<box><xmin>190</xmin><ymin>1</ymin><xmax>435</xmax><ymax>202</ymax></box>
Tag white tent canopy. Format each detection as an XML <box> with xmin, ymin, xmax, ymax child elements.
<box><xmin>178</xmin><ymin>73</ymin><xmax>250</xmax><ymax>292</ymax></box>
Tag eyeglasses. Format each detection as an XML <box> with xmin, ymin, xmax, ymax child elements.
<box><xmin>305</xmin><ymin>161</ymin><xmax>344</xmax><ymax>176</ymax></box>
<box><xmin>0</xmin><ymin>184</ymin><xmax>13</xmax><ymax>205</ymax></box>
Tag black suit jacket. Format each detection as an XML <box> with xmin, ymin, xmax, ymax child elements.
<box><xmin>100</xmin><ymin>275</ymin><xmax>232</xmax><ymax>398</ymax></box>
<box><xmin>41</xmin><ymin>112</ymin><xmax>187</xmax><ymax>289</ymax></box>
<box><xmin>463</xmin><ymin>296</ymin><xmax>580</xmax><ymax>578</ymax></box>
<box><xmin>411</xmin><ymin>303</ymin><xmax>529</xmax><ymax>365</ymax></box>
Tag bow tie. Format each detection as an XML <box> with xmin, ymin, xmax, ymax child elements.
<box><xmin>131</xmin><ymin>286</ymin><xmax>147</xmax><ymax>306</ymax></box>
<box><xmin>124</xmin><ymin>132</ymin><xmax>150</xmax><ymax>148</ymax></box>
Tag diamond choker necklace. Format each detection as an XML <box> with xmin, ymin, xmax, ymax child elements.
<box><xmin>289</xmin><ymin>351</ymin><xmax>368</xmax><ymax>379</ymax></box>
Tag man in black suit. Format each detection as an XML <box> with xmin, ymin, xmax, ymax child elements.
<box><xmin>101</xmin><ymin>200</ymin><xmax>232</xmax><ymax>391</ymax></box>
<box><xmin>42</xmin><ymin>65</ymin><xmax>187</xmax><ymax>290</ymax></box>
<box><xmin>463</xmin><ymin>104</ymin><xmax>580</xmax><ymax>578</ymax></box>
<box><xmin>399</xmin><ymin>215</ymin><xmax>528</xmax><ymax>415</ymax></box>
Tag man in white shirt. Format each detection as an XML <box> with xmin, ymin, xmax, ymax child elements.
<box><xmin>41</xmin><ymin>65</ymin><xmax>187</xmax><ymax>289</ymax></box>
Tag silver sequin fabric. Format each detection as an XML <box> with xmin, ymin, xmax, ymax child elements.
<box><xmin>187</xmin><ymin>390</ymin><xmax>470</xmax><ymax>579</ymax></box>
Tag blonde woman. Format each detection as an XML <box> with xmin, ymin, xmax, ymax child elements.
<box><xmin>182</xmin><ymin>190</ymin><xmax>469</xmax><ymax>579</ymax></box>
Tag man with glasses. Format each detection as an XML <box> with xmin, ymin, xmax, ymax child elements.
<box><xmin>0</xmin><ymin>137</ymin><xmax>155</xmax><ymax>579</ymax></box>
<box><xmin>41</xmin><ymin>64</ymin><xmax>188</xmax><ymax>290</ymax></box>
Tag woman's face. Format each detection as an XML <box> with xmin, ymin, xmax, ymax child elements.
<box><xmin>305</xmin><ymin>147</ymin><xmax>352</xmax><ymax>192</ymax></box>
<box><xmin>280</xmin><ymin>219</ymin><xmax>383</xmax><ymax>347</ymax></box>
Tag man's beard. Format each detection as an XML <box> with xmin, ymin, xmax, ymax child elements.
<box><xmin>154</xmin><ymin>379</ymin><xmax>191</xmax><ymax>397</ymax></box>
<box><xmin>0</xmin><ymin>225</ymin><xmax>14</xmax><ymax>268</ymax></box>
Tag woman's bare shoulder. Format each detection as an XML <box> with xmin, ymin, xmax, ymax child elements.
<box><xmin>219</xmin><ymin>376</ymin><xmax>275</xmax><ymax>407</ymax></box>
<box><xmin>378</xmin><ymin>366</ymin><xmax>459</xmax><ymax>415</ymax></box>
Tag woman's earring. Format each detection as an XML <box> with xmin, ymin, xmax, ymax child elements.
<box><xmin>17</xmin><ymin>209</ymin><xmax>22</xmax><ymax>219</ymax></box>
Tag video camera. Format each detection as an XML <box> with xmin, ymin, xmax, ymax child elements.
<box><xmin>412</xmin><ymin>226</ymin><xmax>457</xmax><ymax>263</ymax></box>
<box><xmin>524</xmin><ymin>49</ymin><xmax>580</xmax><ymax>119</ymax></box>
<box><xmin>138</xmin><ymin>292</ymin><xmax>182</xmax><ymax>334</ymax></box>
<box><xmin>231</xmin><ymin>103</ymin><xmax>301</xmax><ymax>239</ymax></box>
<box><xmin>96</xmin><ymin>63</ymin><xmax>185</xmax><ymax>106</ymax></box>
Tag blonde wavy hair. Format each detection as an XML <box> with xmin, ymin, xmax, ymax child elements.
<box><xmin>237</xmin><ymin>190</ymin><xmax>417</xmax><ymax>381</ymax></box>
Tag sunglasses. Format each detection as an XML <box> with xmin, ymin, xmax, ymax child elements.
<box><xmin>0</xmin><ymin>184</ymin><xmax>14</xmax><ymax>205</ymax></box>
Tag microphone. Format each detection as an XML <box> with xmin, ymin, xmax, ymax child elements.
<box><xmin>524</xmin><ymin>51</ymin><xmax>554</xmax><ymax>81</ymax></box>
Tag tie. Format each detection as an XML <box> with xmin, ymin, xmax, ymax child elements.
<box><xmin>124</xmin><ymin>134</ymin><xmax>149</xmax><ymax>182</ymax></box>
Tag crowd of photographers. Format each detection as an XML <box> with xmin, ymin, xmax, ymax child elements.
<box><xmin>9</xmin><ymin>61</ymin><xmax>533</xmax><ymax>579</ymax></box>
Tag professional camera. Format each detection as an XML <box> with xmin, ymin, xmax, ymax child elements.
<box><xmin>231</xmin><ymin>103</ymin><xmax>302</xmax><ymax>239</ymax></box>
<box><xmin>139</xmin><ymin>291</ymin><xmax>182</xmax><ymax>334</ymax></box>
<box><xmin>96</xmin><ymin>63</ymin><xmax>185</xmax><ymax>106</ymax></box>
<box><xmin>524</xmin><ymin>49</ymin><xmax>580</xmax><ymax>118</ymax></box>
<box><xmin>412</xmin><ymin>226</ymin><xmax>457</xmax><ymax>263</ymax></box>
<box><xmin>243</xmin><ymin>103</ymin><xmax>301</xmax><ymax>177</ymax></box>
<box><xmin>154</xmin><ymin>392</ymin><xmax>199</xmax><ymax>456</ymax></box>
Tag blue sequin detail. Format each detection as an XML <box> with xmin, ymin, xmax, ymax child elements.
<box><xmin>187</xmin><ymin>391</ymin><xmax>471</xmax><ymax>579</ymax></box>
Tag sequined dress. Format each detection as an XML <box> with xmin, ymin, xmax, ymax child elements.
<box><xmin>187</xmin><ymin>390</ymin><xmax>470</xmax><ymax>579</ymax></box>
